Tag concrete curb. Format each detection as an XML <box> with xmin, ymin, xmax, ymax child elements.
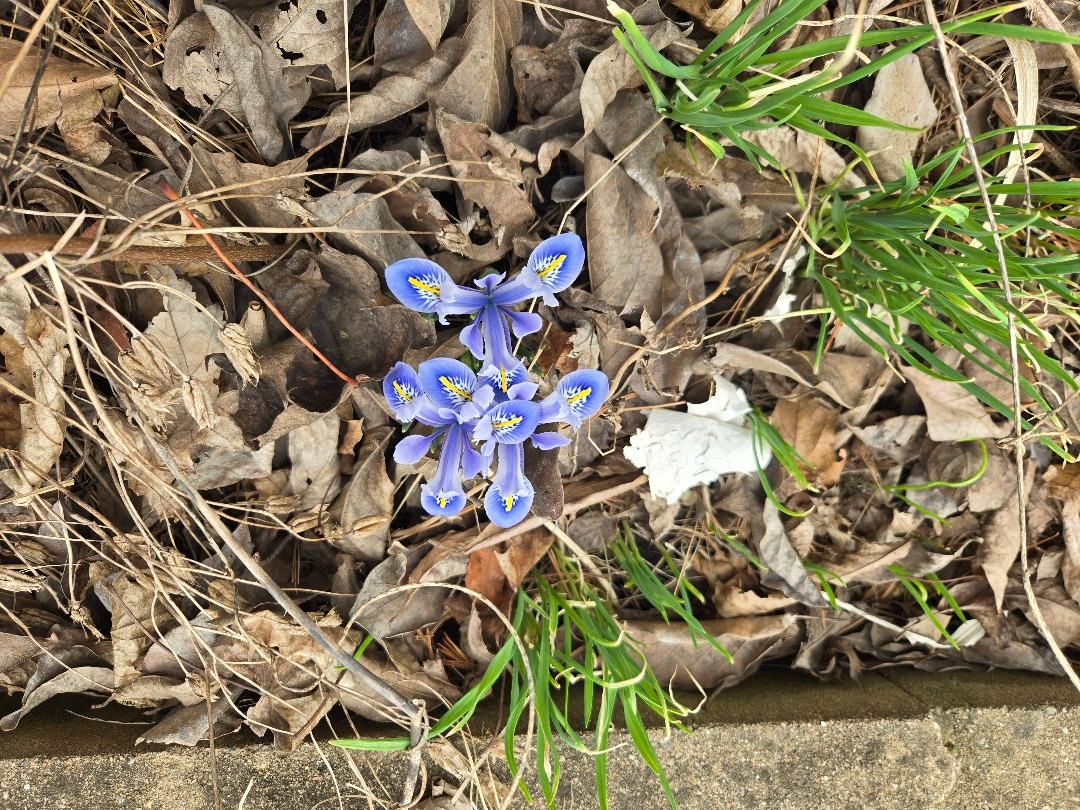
<box><xmin>2</xmin><ymin>671</ymin><xmax>1079</xmax><ymax>809</ymax></box>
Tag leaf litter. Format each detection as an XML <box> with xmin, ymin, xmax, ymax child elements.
<box><xmin>2</xmin><ymin>0</ymin><xmax>1080</xmax><ymax>805</ymax></box>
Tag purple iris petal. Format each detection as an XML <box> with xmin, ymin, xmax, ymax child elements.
<box><xmin>507</xmin><ymin>381</ymin><xmax>539</xmax><ymax>401</ymax></box>
<box><xmin>462</xmin><ymin>440</ymin><xmax>488</xmax><ymax>479</ymax></box>
<box><xmin>394</xmin><ymin>431</ymin><xmax>440</xmax><ymax>464</ymax></box>
<box><xmin>419</xmin><ymin>424</ymin><xmax>467</xmax><ymax>517</ymax></box>
<box><xmin>503</xmin><ymin>308</ymin><xmax>543</xmax><ymax>338</ymax></box>
<box><xmin>531</xmin><ymin>431</ymin><xmax>570</xmax><ymax>450</ymax></box>
<box><xmin>382</xmin><ymin>362</ymin><xmax>425</xmax><ymax>422</ymax></box>
<box><xmin>385</xmin><ymin>259</ymin><xmax>454</xmax><ymax>316</ymax></box>
<box><xmin>437</xmin><ymin>280</ymin><xmax>488</xmax><ymax>320</ymax></box>
<box><xmin>418</xmin><ymin>358</ymin><xmax>479</xmax><ymax>414</ymax></box>
<box><xmin>477</xmin><ymin>303</ymin><xmax>526</xmax><ymax>395</ymax></box>
<box><xmin>484</xmin><ymin>443</ymin><xmax>533</xmax><ymax>527</ymax></box>
<box><xmin>459</xmin><ymin>315</ymin><xmax>485</xmax><ymax>359</ymax></box>
<box><xmin>518</xmin><ymin>233</ymin><xmax>585</xmax><ymax>306</ymax></box>
<box><xmin>540</xmin><ymin>368</ymin><xmax>609</xmax><ymax>427</ymax></box>
<box><xmin>474</xmin><ymin>400</ymin><xmax>541</xmax><ymax>451</ymax></box>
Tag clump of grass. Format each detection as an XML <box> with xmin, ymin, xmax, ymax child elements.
<box><xmin>333</xmin><ymin>532</ymin><xmax>724</xmax><ymax>809</ymax></box>
<box><xmin>610</xmin><ymin>0</ymin><xmax>1080</xmax><ymax>167</ymax></box>
<box><xmin>888</xmin><ymin>564</ymin><xmax>974</xmax><ymax>649</ymax></box>
<box><xmin>806</xmin><ymin>135</ymin><xmax>1080</xmax><ymax>455</ymax></box>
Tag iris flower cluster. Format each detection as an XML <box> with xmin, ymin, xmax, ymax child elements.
<box><xmin>381</xmin><ymin>234</ymin><xmax>608</xmax><ymax>527</ymax></box>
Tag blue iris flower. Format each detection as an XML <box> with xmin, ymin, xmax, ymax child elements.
<box><xmin>381</xmin><ymin>233</ymin><xmax>608</xmax><ymax>528</ymax></box>
<box><xmin>384</xmin><ymin>234</ymin><xmax>585</xmax><ymax>394</ymax></box>
<box><xmin>383</xmin><ymin>359</ymin><xmax>489</xmax><ymax>517</ymax></box>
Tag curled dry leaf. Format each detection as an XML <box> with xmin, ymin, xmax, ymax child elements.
<box><xmin>635</xmin><ymin>615</ymin><xmax>800</xmax><ymax>690</ymax></box>
<box><xmin>905</xmin><ymin>367</ymin><xmax>1011</xmax><ymax>442</ymax></box>
<box><xmin>0</xmin><ymin>38</ymin><xmax>118</xmax><ymax>164</ymax></box>
<box><xmin>0</xmin><ymin>279</ymin><xmax>68</xmax><ymax>498</ymax></box>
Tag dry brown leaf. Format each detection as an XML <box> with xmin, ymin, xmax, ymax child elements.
<box><xmin>905</xmin><ymin>367</ymin><xmax>1010</xmax><ymax>442</ymax></box>
<box><xmin>977</xmin><ymin>462</ymin><xmax>1035</xmax><ymax>611</ymax></box>
<box><xmin>856</xmin><ymin>53</ymin><xmax>938</xmax><ymax>181</ymax></box>
<box><xmin>832</xmin><ymin>538</ymin><xmax>961</xmax><ymax>585</ymax></box>
<box><xmin>163</xmin><ymin>4</ymin><xmax>309</xmax><ymax>162</ymax></box>
<box><xmin>668</xmin><ymin>0</ymin><xmax>743</xmax><ymax>32</ymax></box>
<box><xmin>464</xmin><ymin>527</ymin><xmax>553</xmax><ymax>616</ymax></box>
<box><xmin>375</xmin><ymin>0</ymin><xmax>455</xmax><ymax>72</ymax></box>
<box><xmin>305</xmin><ymin>182</ymin><xmax>426</xmax><ymax>267</ymax></box>
<box><xmin>243</xmin><ymin>0</ymin><xmax>359</xmax><ymax>86</ymax></box>
<box><xmin>286</xmin><ymin>411</ymin><xmax>342</xmax><ymax>512</ymax></box>
<box><xmin>435</xmin><ymin>110</ymin><xmax>536</xmax><ymax>241</ymax></box>
<box><xmin>0</xmin><ymin>38</ymin><xmax>118</xmax><ymax>164</ymax></box>
<box><xmin>755</xmin><ymin>502</ymin><xmax>828</xmax><ymax>607</ymax></box>
<box><xmin>634</xmin><ymin>615</ymin><xmax>800</xmax><ymax>690</ymax></box>
<box><xmin>138</xmin><ymin>693</ymin><xmax>243</xmax><ymax>746</ymax></box>
<box><xmin>434</xmin><ymin>0</ymin><xmax>522</xmax><ymax>130</ymax></box>
<box><xmin>745</xmin><ymin>126</ymin><xmax>860</xmax><ymax>187</ymax></box>
<box><xmin>584</xmin><ymin>152</ymin><xmax>666</xmax><ymax>316</ymax></box>
<box><xmin>1</xmin><ymin>645</ymin><xmax>114</xmax><ymax>731</ymax></box>
<box><xmin>769</xmin><ymin>397</ymin><xmax>846</xmax><ymax>488</ymax></box>
<box><xmin>350</xmin><ymin>542</ymin><xmax>467</xmax><ymax>637</ymax></box>
<box><xmin>304</xmin><ymin>37</ymin><xmax>463</xmax><ymax>147</ymax></box>
<box><xmin>189</xmin><ymin>146</ymin><xmax>307</xmax><ymax>231</ymax></box>
<box><xmin>0</xmin><ymin>280</ymin><xmax>68</xmax><ymax>498</ymax></box>
<box><xmin>850</xmin><ymin>415</ymin><xmax>927</xmax><ymax>464</ymax></box>
<box><xmin>93</xmin><ymin>568</ymin><xmax>177</xmax><ymax>687</ymax></box>
<box><xmin>332</xmin><ymin>427</ymin><xmax>396</xmax><ymax>561</ymax></box>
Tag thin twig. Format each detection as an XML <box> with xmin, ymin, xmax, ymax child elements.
<box><xmin>0</xmin><ymin>233</ymin><xmax>290</xmax><ymax>263</ymax></box>
<box><xmin>919</xmin><ymin>0</ymin><xmax>1080</xmax><ymax>691</ymax></box>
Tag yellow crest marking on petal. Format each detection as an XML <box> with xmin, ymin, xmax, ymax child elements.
<box><xmin>437</xmin><ymin>494</ymin><xmax>449</xmax><ymax>508</ymax></box>
<box><xmin>408</xmin><ymin>276</ymin><xmax>441</xmax><ymax>296</ymax></box>
<box><xmin>499</xmin><ymin>368</ymin><xmax>509</xmax><ymax>393</ymax></box>
<box><xmin>503</xmin><ymin>495</ymin><xmax>516</xmax><ymax>512</ymax></box>
<box><xmin>392</xmin><ymin>381</ymin><xmax>412</xmax><ymax>402</ymax></box>
<box><xmin>492</xmin><ymin>415</ymin><xmax>523</xmax><ymax>431</ymax></box>
<box><xmin>537</xmin><ymin>254</ymin><xmax>566</xmax><ymax>280</ymax></box>
<box><xmin>439</xmin><ymin>376</ymin><xmax>472</xmax><ymax>401</ymax></box>
<box><xmin>565</xmin><ymin>386</ymin><xmax>592</xmax><ymax>406</ymax></box>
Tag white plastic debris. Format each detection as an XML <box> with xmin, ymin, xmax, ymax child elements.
<box><xmin>623</xmin><ymin>377</ymin><xmax>771</xmax><ymax>503</ymax></box>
